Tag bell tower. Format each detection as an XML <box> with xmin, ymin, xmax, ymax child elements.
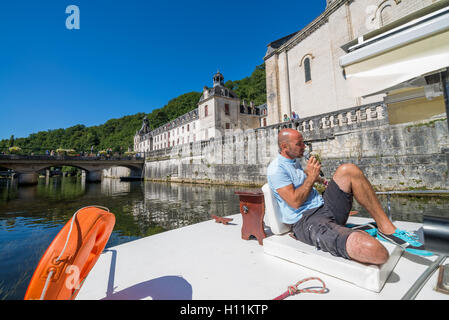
<box><xmin>213</xmin><ymin>70</ymin><xmax>224</xmax><ymax>87</ymax></box>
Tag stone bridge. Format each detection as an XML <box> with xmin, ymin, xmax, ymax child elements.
<box><xmin>0</xmin><ymin>154</ymin><xmax>145</xmax><ymax>185</ymax></box>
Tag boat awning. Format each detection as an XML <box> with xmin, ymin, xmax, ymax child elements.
<box><xmin>339</xmin><ymin>6</ymin><xmax>449</xmax><ymax>98</ymax></box>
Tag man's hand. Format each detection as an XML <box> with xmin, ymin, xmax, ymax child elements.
<box><xmin>276</xmin><ymin>156</ymin><xmax>322</xmax><ymax>210</ymax></box>
<box><xmin>304</xmin><ymin>156</ymin><xmax>322</xmax><ymax>184</ymax></box>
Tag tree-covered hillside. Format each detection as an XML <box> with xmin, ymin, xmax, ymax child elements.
<box><xmin>147</xmin><ymin>91</ymin><xmax>202</xmax><ymax>131</ymax></box>
<box><xmin>0</xmin><ymin>64</ymin><xmax>266</xmax><ymax>154</ymax></box>
<box><xmin>225</xmin><ymin>63</ymin><xmax>266</xmax><ymax>106</ymax></box>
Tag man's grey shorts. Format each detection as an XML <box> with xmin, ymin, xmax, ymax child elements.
<box><xmin>292</xmin><ymin>180</ymin><xmax>354</xmax><ymax>259</ymax></box>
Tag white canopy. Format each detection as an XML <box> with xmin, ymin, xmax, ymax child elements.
<box><xmin>339</xmin><ymin>7</ymin><xmax>449</xmax><ymax>98</ymax></box>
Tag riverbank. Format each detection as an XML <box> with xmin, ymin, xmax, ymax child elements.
<box><xmin>145</xmin><ymin>176</ymin><xmax>264</xmax><ymax>188</ymax></box>
<box><xmin>104</xmin><ymin>165</ymin><xmax>449</xmax><ymax>193</ymax></box>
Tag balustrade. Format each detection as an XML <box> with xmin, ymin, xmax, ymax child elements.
<box><xmin>139</xmin><ymin>101</ymin><xmax>387</xmax><ymax>159</ymax></box>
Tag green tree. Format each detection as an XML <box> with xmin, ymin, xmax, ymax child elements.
<box><xmin>8</xmin><ymin>135</ymin><xmax>14</xmax><ymax>147</ymax></box>
<box><xmin>224</xmin><ymin>63</ymin><xmax>266</xmax><ymax>106</ymax></box>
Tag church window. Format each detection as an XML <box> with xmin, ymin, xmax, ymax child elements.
<box><xmin>187</xmin><ymin>124</ymin><xmax>190</xmax><ymax>132</ymax></box>
<box><xmin>263</xmin><ymin>118</ymin><xmax>267</xmax><ymax>127</ymax></box>
<box><xmin>205</xmin><ymin>105</ymin><xmax>208</xmax><ymax>117</ymax></box>
<box><xmin>225</xmin><ymin>104</ymin><xmax>230</xmax><ymax>115</ymax></box>
<box><xmin>304</xmin><ymin>57</ymin><xmax>311</xmax><ymax>82</ymax></box>
<box><xmin>225</xmin><ymin>123</ymin><xmax>230</xmax><ymax>129</ymax></box>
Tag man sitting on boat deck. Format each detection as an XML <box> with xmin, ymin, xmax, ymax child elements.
<box><xmin>267</xmin><ymin>128</ymin><xmax>432</xmax><ymax>264</ymax></box>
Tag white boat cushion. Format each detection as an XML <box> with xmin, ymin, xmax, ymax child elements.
<box><xmin>263</xmin><ymin>216</ymin><xmax>403</xmax><ymax>292</ymax></box>
<box><xmin>262</xmin><ymin>183</ymin><xmax>291</xmax><ymax>235</ymax></box>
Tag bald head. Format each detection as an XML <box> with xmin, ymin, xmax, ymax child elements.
<box><xmin>278</xmin><ymin>128</ymin><xmax>301</xmax><ymax>148</ymax></box>
<box><xmin>278</xmin><ymin>128</ymin><xmax>305</xmax><ymax>159</ymax></box>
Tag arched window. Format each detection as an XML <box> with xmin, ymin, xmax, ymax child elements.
<box><xmin>304</xmin><ymin>57</ymin><xmax>311</xmax><ymax>82</ymax></box>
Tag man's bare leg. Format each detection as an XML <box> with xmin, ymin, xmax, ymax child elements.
<box><xmin>332</xmin><ymin>163</ymin><xmax>396</xmax><ymax>234</ymax></box>
<box><xmin>346</xmin><ymin>231</ymin><xmax>389</xmax><ymax>264</ymax></box>
<box><xmin>332</xmin><ymin>163</ymin><xmax>395</xmax><ymax>264</ymax></box>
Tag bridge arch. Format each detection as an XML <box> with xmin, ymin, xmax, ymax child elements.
<box><xmin>0</xmin><ymin>155</ymin><xmax>145</xmax><ymax>185</ymax></box>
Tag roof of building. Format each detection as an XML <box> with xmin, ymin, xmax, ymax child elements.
<box><xmin>264</xmin><ymin>0</ymin><xmax>347</xmax><ymax>60</ymax></box>
<box><xmin>199</xmin><ymin>71</ymin><xmax>239</xmax><ymax>102</ymax></box>
<box><xmin>199</xmin><ymin>85</ymin><xmax>238</xmax><ymax>102</ymax></box>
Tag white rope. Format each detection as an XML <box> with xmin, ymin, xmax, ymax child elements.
<box><xmin>39</xmin><ymin>270</ymin><xmax>54</xmax><ymax>300</ymax></box>
<box><xmin>39</xmin><ymin>205</ymin><xmax>110</xmax><ymax>300</ymax></box>
<box><xmin>55</xmin><ymin>206</ymin><xmax>109</xmax><ymax>263</ymax></box>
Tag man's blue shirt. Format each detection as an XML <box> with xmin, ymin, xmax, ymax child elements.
<box><xmin>267</xmin><ymin>154</ymin><xmax>324</xmax><ymax>224</ymax></box>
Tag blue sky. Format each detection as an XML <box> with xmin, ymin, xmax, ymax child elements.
<box><xmin>0</xmin><ymin>0</ymin><xmax>325</xmax><ymax>140</ymax></box>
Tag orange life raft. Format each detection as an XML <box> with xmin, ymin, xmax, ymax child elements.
<box><xmin>24</xmin><ymin>206</ymin><xmax>115</xmax><ymax>300</ymax></box>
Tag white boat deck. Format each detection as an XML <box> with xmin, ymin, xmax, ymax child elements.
<box><xmin>77</xmin><ymin>214</ymin><xmax>448</xmax><ymax>300</ymax></box>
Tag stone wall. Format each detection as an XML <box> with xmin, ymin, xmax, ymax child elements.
<box><xmin>314</xmin><ymin>117</ymin><xmax>449</xmax><ymax>190</ymax></box>
<box><xmin>143</xmin><ymin>109</ymin><xmax>449</xmax><ymax>190</ymax></box>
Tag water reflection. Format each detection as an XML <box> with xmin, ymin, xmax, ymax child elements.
<box><xmin>353</xmin><ymin>194</ymin><xmax>449</xmax><ymax>223</ymax></box>
<box><xmin>101</xmin><ymin>178</ymin><xmax>130</xmax><ymax>196</ymax></box>
<box><xmin>140</xmin><ymin>182</ymin><xmax>242</xmax><ymax>232</ymax></box>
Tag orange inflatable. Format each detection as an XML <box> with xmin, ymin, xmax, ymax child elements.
<box><xmin>24</xmin><ymin>206</ymin><xmax>115</xmax><ymax>300</ymax></box>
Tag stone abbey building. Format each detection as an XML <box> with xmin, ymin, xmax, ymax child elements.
<box><xmin>134</xmin><ymin>71</ymin><xmax>268</xmax><ymax>153</ymax></box>
<box><xmin>264</xmin><ymin>0</ymin><xmax>448</xmax><ymax>126</ymax></box>
<box><xmin>135</xmin><ymin>0</ymin><xmax>448</xmax><ymax>156</ymax></box>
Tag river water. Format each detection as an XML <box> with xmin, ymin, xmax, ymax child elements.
<box><xmin>1</xmin><ymin>176</ymin><xmax>448</xmax><ymax>300</ymax></box>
